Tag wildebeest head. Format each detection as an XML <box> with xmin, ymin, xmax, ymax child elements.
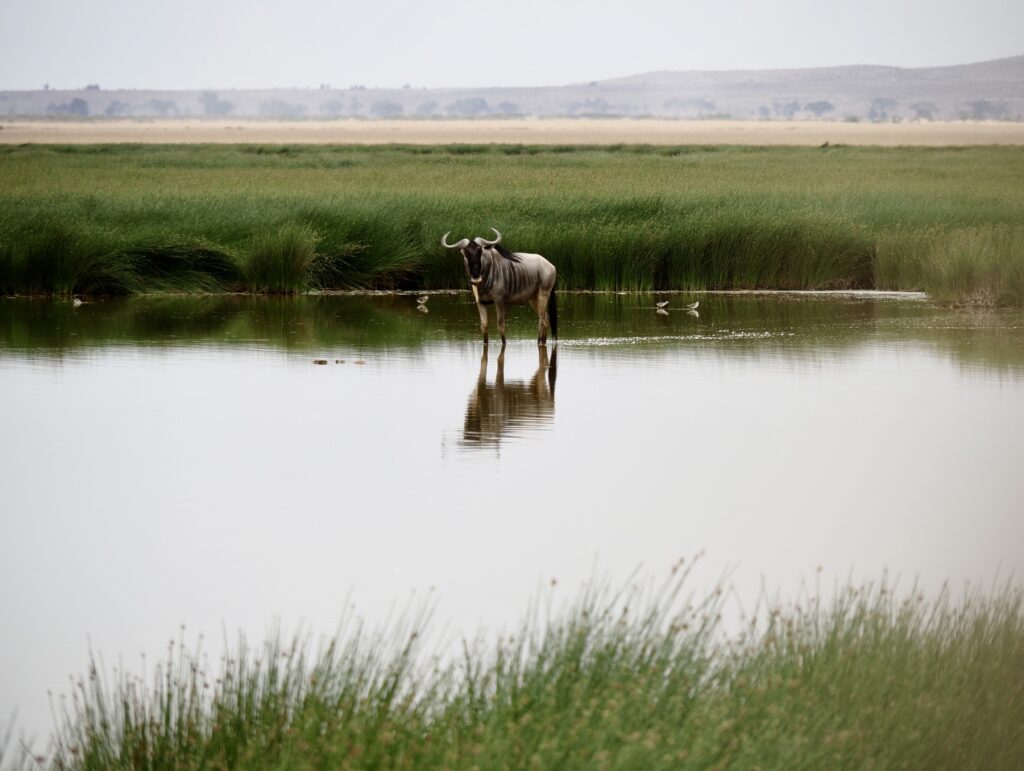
<box><xmin>442</xmin><ymin>228</ymin><xmax>502</xmax><ymax>285</ymax></box>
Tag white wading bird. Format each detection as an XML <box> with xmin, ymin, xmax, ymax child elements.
<box><xmin>655</xmin><ymin>300</ymin><xmax>700</xmax><ymax>311</ymax></box>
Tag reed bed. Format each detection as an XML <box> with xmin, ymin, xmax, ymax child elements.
<box><xmin>242</xmin><ymin>225</ymin><xmax>318</xmax><ymax>294</ymax></box>
<box><xmin>877</xmin><ymin>224</ymin><xmax>1024</xmax><ymax>305</ymax></box>
<box><xmin>1</xmin><ymin>144</ymin><xmax>1023</xmax><ymax>304</ymax></box>
<box><xmin>7</xmin><ymin>570</ymin><xmax>1023</xmax><ymax>771</ymax></box>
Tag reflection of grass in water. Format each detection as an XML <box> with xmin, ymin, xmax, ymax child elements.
<box><xmin>28</xmin><ymin>569</ymin><xmax>1024</xmax><ymax>770</ymax></box>
<box><xmin>2</xmin><ymin>144</ymin><xmax>1024</xmax><ymax>303</ymax></box>
<box><xmin>1</xmin><ymin>295</ymin><xmax>1022</xmax><ymax>375</ymax></box>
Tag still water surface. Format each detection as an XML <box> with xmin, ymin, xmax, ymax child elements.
<box><xmin>2</xmin><ymin>293</ymin><xmax>1023</xmax><ymax>737</ymax></box>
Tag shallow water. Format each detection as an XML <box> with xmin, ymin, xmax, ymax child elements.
<box><xmin>2</xmin><ymin>293</ymin><xmax>1023</xmax><ymax>739</ymax></box>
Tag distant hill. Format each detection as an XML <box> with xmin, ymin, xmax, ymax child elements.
<box><xmin>3</xmin><ymin>56</ymin><xmax>1022</xmax><ymax>121</ymax></box>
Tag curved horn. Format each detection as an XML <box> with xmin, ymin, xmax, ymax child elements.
<box><xmin>479</xmin><ymin>227</ymin><xmax>502</xmax><ymax>246</ymax></box>
<box><xmin>441</xmin><ymin>232</ymin><xmax>470</xmax><ymax>250</ymax></box>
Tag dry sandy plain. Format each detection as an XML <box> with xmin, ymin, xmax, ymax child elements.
<box><xmin>2</xmin><ymin>118</ymin><xmax>1024</xmax><ymax>145</ymax></box>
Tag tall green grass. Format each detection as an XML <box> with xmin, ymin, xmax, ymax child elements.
<box><xmin>2</xmin><ymin>144</ymin><xmax>1023</xmax><ymax>303</ymax></box>
<box><xmin>878</xmin><ymin>225</ymin><xmax>1024</xmax><ymax>305</ymax></box>
<box><xmin>16</xmin><ymin>571</ymin><xmax>1024</xmax><ymax>770</ymax></box>
<box><xmin>0</xmin><ymin>223</ymin><xmax>136</xmax><ymax>296</ymax></box>
<box><xmin>242</xmin><ymin>225</ymin><xmax>318</xmax><ymax>294</ymax></box>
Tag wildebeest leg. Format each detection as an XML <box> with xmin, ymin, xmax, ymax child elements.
<box><xmin>495</xmin><ymin>301</ymin><xmax>508</xmax><ymax>347</ymax></box>
<box><xmin>527</xmin><ymin>296</ymin><xmax>542</xmax><ymax>344</ymax></box>
<box><xmin>534</xmin><ymin>290</ymin><xmax>551</xmax><ymax>346</ymax></box>
<box><xmin>476</xmin><ymin>301</ymin><xmax>489</xmax><ymax>345</ymax></box>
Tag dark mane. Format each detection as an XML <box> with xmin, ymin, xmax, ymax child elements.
<box><xmin>493</xmin><ymin>243</ymin><xmax>522</xmax><ymax>263</ymax></box>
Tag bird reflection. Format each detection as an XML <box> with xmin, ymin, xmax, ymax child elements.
<box><xmin>459</xmin><ymin>345</ymin><xmax>557</xmax><ymax>451</ymax></box>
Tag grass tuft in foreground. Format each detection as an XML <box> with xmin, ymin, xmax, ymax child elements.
<box><xmin>22</xmin><ymin>570</ymin><xmax>1024</xmax><ymax>770</ymax></box>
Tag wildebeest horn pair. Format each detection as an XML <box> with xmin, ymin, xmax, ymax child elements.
<box><xmin>441</xmin><ymin>227</ymin><xmax>502</xmax><ymax>249</ymax></box>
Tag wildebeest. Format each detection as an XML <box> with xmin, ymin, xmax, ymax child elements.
<box><xmin>441</xmin><ymin>229</ymin><xmax>557</xmax><ymax>346</ymax></box>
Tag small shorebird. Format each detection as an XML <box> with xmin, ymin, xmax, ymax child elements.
<box><xmin>655</xmin><ymin>300</ymin><xmax>670</xmax><ymax>309</ymax></box>
<box><xmin>416</xmin><ymin>295</ymin><xmax>429</xmax><ymax>305</ymax></box>
<box><xmin>685</xmin><ymin>301</ymin><xmax>699</xmax><ymax>311</ymax></box>
<box><xmin>72</xmin><ymin>297</ymin><xmax>83</xmax><ymax>308</ymax></box>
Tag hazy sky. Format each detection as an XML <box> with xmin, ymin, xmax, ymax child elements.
<box><xmin>2</xmin><ymin>0</ymin><xmax>1022</xmax><ymax>90</ymax></box>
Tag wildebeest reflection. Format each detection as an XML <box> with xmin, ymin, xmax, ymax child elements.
<box><xmin>460</xmin><ymin>346</ymin><xmax>557</xmax><ymax>449</ymax></box>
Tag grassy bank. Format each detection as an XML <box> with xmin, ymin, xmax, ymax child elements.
<box><xmin>9</xmin><ymin>571</ymin><xmax>1023</xmax><ymax>770</ymax></box>
<box><xmin>1</xmin><ymin>144</ymin><xmax>1023</xmax><ymax>304</ymax></box>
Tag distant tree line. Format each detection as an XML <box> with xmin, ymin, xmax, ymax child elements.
<box><xmin>259</xmin><ymin>99</ymin><xmax>306</xmax><ymax>118</ymax></box>
<box><xmin>19</xmin><ymin>87</ymin><xmax>1023</xmax><ymax>121</ymax></box>
<box><xmin>46</xmin><ymin>98</ymin><xmax>89</xmax><ymax>117</ymax></box>
<box><xmin>200</xmin><ymin>92</ymin><xmax>234</xmax><ymax>116</ymax></box>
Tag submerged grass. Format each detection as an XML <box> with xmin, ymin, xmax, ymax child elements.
<box><xmin>1</xmin><ymin>144</ymin><xmax>1023</xmax><ymax>303</ymax></box>
<box><xmin>15</xmin><ymin>569</ymin><xmax>1024</xmax><ymax>770</ymax></box>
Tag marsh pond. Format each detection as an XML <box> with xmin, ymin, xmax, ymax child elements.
<box><xmin>2</xmin><ymin>292</ymin><xmax>1023</xmax><ymax>736</ymax></box>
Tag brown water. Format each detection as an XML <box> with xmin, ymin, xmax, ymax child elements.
<box><xmin>2</xmin><ymin>292</ymin><xmax>1023</xmax><ymax>739</ymax></box>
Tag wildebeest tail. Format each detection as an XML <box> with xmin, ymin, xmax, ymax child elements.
<box><xmin>548</xmin><ymin>285</ymin><xmax>558</xmax><ymax>339</ymax></box>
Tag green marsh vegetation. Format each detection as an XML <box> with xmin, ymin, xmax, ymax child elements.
<box><xmin>9</xmin><ymin>568</ymin><xmax>1024</xmax><ymax>770</ymax></box>
<box><xmin>878</xmin><ymin>224</ymin><xmax>1024</xmax><ymax>306</ymax></box>
<box><xmin>0</xmin><ymin>143</ymin><xmax>1022</xmax><ymax>303</ymax></box>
